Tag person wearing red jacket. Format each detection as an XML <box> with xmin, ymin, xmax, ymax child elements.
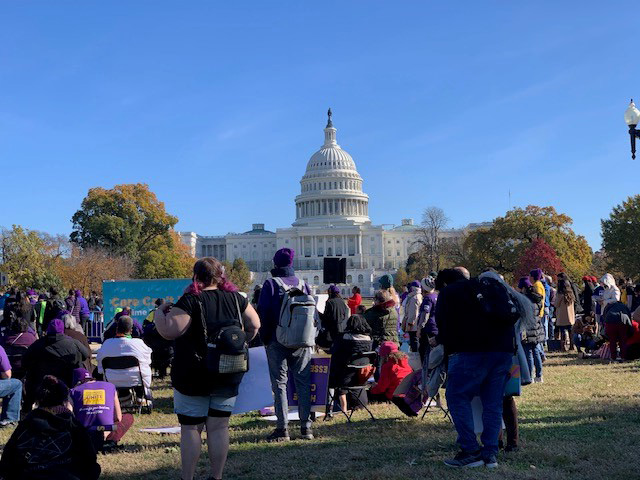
<box><xmin>368</xmin><ymin>341</ymin><xmax>412</xmax><ymax>401</ymax></box>
<box><xmin>347</xmin><ymin>287</ymin><xmax>362</xmax><ymax>315</ymax></box>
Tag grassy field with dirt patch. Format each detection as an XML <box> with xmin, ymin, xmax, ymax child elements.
<box><xmin>2</xmin><ymin>353</ymin><xmax>638</xmax><ymax>480</ymax></box>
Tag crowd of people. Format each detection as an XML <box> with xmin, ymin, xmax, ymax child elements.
<box><xmin>0</xmin><ymin>254</ymin><xmax>638</xmax><ymax>479</ymax></box>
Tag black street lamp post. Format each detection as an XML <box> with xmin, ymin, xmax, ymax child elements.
<box><xmin>624</xmin><ymin>99</ymin><xmax>640</xmax><ymax>160</ymax></box>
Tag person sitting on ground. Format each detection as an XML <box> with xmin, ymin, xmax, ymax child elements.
<box><xmin>23</xmin><ymin>319</ymin><xmax>90</xmax><ymax>411</ymax></box>
<box><xmin>70</xmin><ymin>368</ymin><xmax>134</xmax><ymax>452</ymax></box>
<box><xmin>0</xmin><ymin>375</ymin><xmax>101</xmax><ymax>480</ymax></box>
<box><xmin>328</xmin><ymin>314</ymin><xmax>373</xmax><ymax>413</ymax></box>
<box><xmin>97</xmin><ymin>315</ymin><xmax>153</xmax><ymax>400</ymax></box>
<box><xmin>367</xmin><ymin>341</ymin><xmax>412</xmax><ymax>406</ymax></box>
<box><xmin>319</xmin><ymin>285</ymin><xmax>350</xmax><ymax>348</ymax></box>
<box><xmin>0</xmin><ymin>344</ymin><xmax>23</xmax><ymax>427</ymax></box>
<box><xmin>347</xmin><ymin>286</ymin><xmax>362</xmax><ymax>315</ymax></box>
<box><xmin>573</xmin><ymin>314</ymin><xmax>597</xmax><ymax>354</ymax></box>
<box><xmin>63</xmin><ymin>313</ymin><xmax>92</xmax><ymax>371</ymax></box>
<box><xmin>364</xmin><ymin>290</ymin><xmax>399</xmax><ymax>349</ymax></box>
<box><xmin>142</xmin><ymin>299</ymin><xmax>173</xmax><ymax>378</ymax></box>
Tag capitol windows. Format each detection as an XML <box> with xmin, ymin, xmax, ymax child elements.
<box><xmin>346</xmin><ymin>275</ymin><xmax>352</xmax><ymax>284</ymax></box>
<box><xmin>358</xmin><ymin>274</ymin><xmax>364</xmax><ymax>283</ymax></box>
<box><xmin>313</xmin><ymin>275</ymin><xmax>320</xmax><ymax>285</ymax></box>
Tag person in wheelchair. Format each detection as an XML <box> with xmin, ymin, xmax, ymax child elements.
<box><xmin>328</xmin><ymin>314</ymin><xmax>373</xmax><ymax>413</ymax></box>
<box><xmin>97</xmin><ymin>316</ymin><xmax>153</xmax><ymax>404</ymax></box>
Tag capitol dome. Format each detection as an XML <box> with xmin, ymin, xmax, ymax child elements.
<box><xmin>293</xmin><ymin>110</ymin><xmax>370</xmax><ymax>226</ymax></box>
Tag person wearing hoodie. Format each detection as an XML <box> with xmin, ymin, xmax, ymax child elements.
<box><xmin>257</xmin><ymin>248</ymin><xmax>315</xmax><ymax>443</ymax></box>
<box><xmin>435</xmin><ymin>267</ymin><xmax>515</xmax><ymax>468</ymax></box>
<box><xmin>0</xmin><ymin>374</ymin><xmax>101</xmax><ymax>480</ymax></box>
<box><xmin>401</xmin><ymin>280</ymin><xmax>423</xmax><ymax>353</ymax></box>
<box><xmin>598</xmin><ymin>274</ymin><xmax>621</xmax><ymax>310</ymax></box>
<box><xmin>418</xmin><ymin>276</ymin><xmax>439</xmax><ymax>364</ymax></box>
<box><xmin>319</xmin><ymin>285</ymin><xmax>350</xmax><ymax>347</ymax></box>
<box><xmin>364</xmin><ymin>290</ymin><xmax>399</xmax><ymax>349</ymax></box>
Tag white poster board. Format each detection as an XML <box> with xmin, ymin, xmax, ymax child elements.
<box><xmin>233</xmin><ymin>347</ymin><xmax>274</xmax><ymax>414</ymax></box>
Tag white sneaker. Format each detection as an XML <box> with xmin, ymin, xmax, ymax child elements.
<box><xmin>534</xmin><ymin>376</ymin><xmax>544</xmax><ymax>383</ymax></box>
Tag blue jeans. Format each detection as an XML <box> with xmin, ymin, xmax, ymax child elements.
<box><xmin>523</xmin><ymin>342</ymin><xmax>543</xmax><ymax>378</ymax></box>
<box><xmin>0</xmin><ymin>378</ymin><xmax>22</xmax><ymax>421</ymax></box>
<box><xmin>573</xmin><ymin>334</ymin><xmax>596</xmax><ymax>351</ymax></box>
<box><xmin>266</xmin><ymin>341</ymin><xmax>312</xmax><ymax>430</ymax></box>
<box><xmin>445</xmin><ymin>352</ymin><xmax>512</xmax><ymax>458</ymax></box>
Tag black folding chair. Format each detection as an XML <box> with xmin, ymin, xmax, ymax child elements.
<box><xmin>326</xmin><ymin>351</ymin><xmax>377</xmax><ymax>423</ymax></box>
<box><xmin>4</xmin><ymin>344</ymin><xmax>28</xmax><ymax>380</ymax></box>
<box><xmin>102</xmin><ymin>355</ymin><xmax>151</xmax><ymax>414</ymax></box>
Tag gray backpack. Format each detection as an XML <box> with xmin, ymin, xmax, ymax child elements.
<box><xmin>273</xmin><ymin>277</ymin><xmax>317</xmax><ymax>348</ymax></box>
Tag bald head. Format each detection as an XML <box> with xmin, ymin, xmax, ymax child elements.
<box><xmin>116</xmin><ymin>315</ymin><xmax>134</xmax><ymax>335</ymax></box>
<box><xmin>454</xmin><ymin>266</ymin><xmax>470</xmax><ymax>280</ymax></box>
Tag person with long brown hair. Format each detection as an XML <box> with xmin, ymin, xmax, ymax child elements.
<box><xmin>155</xmin><ymin>257</ymin><xmax>260</xmax><ymax>480</ymax></box>
<box><xmin>554</xmin><ymin>279</ymin><xmax>576</xmax><ymax>351</ymax></box>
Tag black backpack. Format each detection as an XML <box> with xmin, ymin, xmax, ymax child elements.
<box><xmin>471</xmin><ymin>276</ymin><xmax>520</xmax><ymax>326</ymax></box>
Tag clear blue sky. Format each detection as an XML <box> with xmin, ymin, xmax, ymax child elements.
<box><xmin>1</xmin><ymin>2</ymin><xmax>638</xmax><ymax>250</ymax></box>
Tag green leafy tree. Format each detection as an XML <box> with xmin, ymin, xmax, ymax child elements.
<box><xmin>0</xmin><ymin>225</ymin><xmax>63</xmax><ymax>290</ymax></box>
<box><xmin>71</xmin><ymin>183</ymin><xmax>178</xmax><ymax>260</ymax></box>
<box><xmin>465</xmin><ymin>205</ymin><xmax>592</xmax><ymax>282</ymax></box>
<box><xmin>601</xmin><ymin>195</ymin><xmax>640</xmax><ymax>277</ymax></box>
<box><xmin>71</xmin><ymin>184</ymin><xmax>192</xmax><ymax>279</ymax></box>
<box><xmin>406</xmin><ymin>251</ymin><xmax>430</xmax><ymax>280</ymax></box>
<box><xmin>224</xmin><ymin>258</ymin><xmax>251</xmax><ymax>292</ymax></box>
<box><xmin>133</xmin><ymin>232</ymin><xmax>193</xmax><ymax>279</ymax></box>
<box><xmin>393</xmin><ymin>267</ymin><xmax>410</xmax><ymax>291</ymax></box>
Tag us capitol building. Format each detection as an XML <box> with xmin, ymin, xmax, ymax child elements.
<box><xmin>180</xmin><ymin>110</ymin><xmax>486</xmax><ymax>295</ymax></box>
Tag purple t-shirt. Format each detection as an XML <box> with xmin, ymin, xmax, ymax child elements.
<box><xmin>70</xmin><ymin>380</ymin><xmax>117</xmax><ymax>430</ymax></box>
<box><xmin>0</xmin><ymin>346</ymin><xmax>11</xmax><ymax>373</ymax></box>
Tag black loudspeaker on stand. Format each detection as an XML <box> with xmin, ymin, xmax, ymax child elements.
<box><xmin>323</xmin><ymin>258</ymin><xmax>347</xmax><ymax>284</ymax></box>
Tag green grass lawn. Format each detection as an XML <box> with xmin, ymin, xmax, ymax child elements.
<box><xmin>2</xmin><ymin>353</ymin><xmax>639</xmax><ymax>479</ymax></box>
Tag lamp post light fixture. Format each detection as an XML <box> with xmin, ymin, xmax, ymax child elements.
<box><xmin>624</xmin><ymin>99</ymin><xmax>640</xmax><ymax>160</ymax></box>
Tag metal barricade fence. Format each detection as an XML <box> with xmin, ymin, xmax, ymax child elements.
<box><xmin>85</xmin><ymin>310</ymin><xmax>105</xmax><ymax>343</ymax></box>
